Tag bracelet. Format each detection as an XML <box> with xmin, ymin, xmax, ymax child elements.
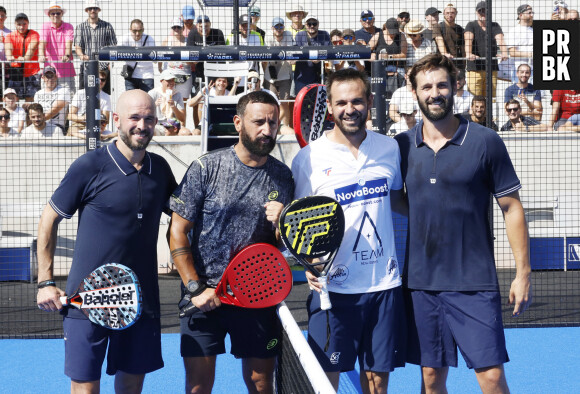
<box><xmin>38</xmin><ymin>280</ymin><xmax>56</xmax><ymax>289</ymax></box>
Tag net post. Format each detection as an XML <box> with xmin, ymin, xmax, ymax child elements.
<box><xmin>371</xmin><ymin>60</ymin><xmax>387</xmax><ymax>135</ymax></box>
<box><xmin>85</xmin><ymin>60</ymin><xmax>101</xmax><ymax>152</ymax></box>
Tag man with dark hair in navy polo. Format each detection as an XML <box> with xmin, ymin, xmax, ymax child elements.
<box><xmin>393</xmin><ymin>53</ymin><xmax>532</xmax><ymax>393</ymax></box>
<box><xmin>36</xmin><ymin>89</ymin><xmax>177</xmax><ymax>393</ymax></box>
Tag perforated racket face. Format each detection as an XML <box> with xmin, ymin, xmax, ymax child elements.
<box><xmin>293</xmin><ymin>84</ymin><xmax>334</xmax><ymax>148</ymax></box>
<box><xmin>222</xmin><ymin>244</ymin><xmax>292</xmax><ymax>308</ymax></box>
<box><xmin>76</xmin><ymin>263</ymin><xmax>142</xmax><ymax>330</ymax></box>
<box><xmin>280</xmin><ymin>196</ymin><xmax>345</xmax><ymax>260</ymax></box>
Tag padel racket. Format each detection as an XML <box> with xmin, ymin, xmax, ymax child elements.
<box><xmin>279</xmin><ymin>196</ymin><xmax>345</xmax><ymax>310</ymax></box>
<box><xmin>61</xmin><ymin>263</ymin><xmax>142</xmax><ymax>330</ymax></box>
<box><xmin>179</xmin><ymin>243</ymin><xmax>292</xmax><ymax>317</ymax></box>
<box><xmin>293</xmin><ymin>84</ymin><xmax>334</xmax><ymax>148</ymax></box>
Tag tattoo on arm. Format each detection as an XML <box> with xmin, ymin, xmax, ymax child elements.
<box><xmin>171</xmin><ymin>247</ymin><xmax>191</xmax><ymax>260</ymax></box>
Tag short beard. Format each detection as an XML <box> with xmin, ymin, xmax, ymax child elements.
<box><xmin>120</xmin><ymin>128</ymin><xmax>152</xmax><ymax>151</ymax></box>
<box><xmin>417</xmin><ymin>94</ymin><xmax>454</xmax><ymax>122</ymax></box>
<box><xmin>334</xmin><ymin>109</ymin><xmax>367</xmax><ymax>136</ymax></box>
<box><xmin>240</xmin><ymin>125</ymin><xmax>276</xmax><ymax>157</ymax></box>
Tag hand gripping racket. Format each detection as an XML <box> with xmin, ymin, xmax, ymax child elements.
<box><xmin>293</xmin><ymin>84</ymin><xmax>334</xmax><ymax>148</ymax></box>
<box><xmin>61</xmin><ymin>263</ymin><xmax>142</xmax><ymax>330</ymax></box>
<box><xmin>279</xmin><ymin>196</ymin><xmax>345</xmax><ymax>310</ymax></box>
<box><xmin>179</xmin><ymin>243</ymin><xmax>293</xmax><ymax>317</ymax></box>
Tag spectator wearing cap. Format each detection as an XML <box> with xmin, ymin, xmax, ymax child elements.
<box><xmin>21</xmin><ymin>103</ymin><xmax>62</xmax><ymax>138</ymax></box>
<box><xmin>159</xmin><ymin>118</ymin><xmax>182</xmax><ymax>136</ymax></box>
<box><xmin>181</xmin><ymin>5</ymin><xmax>196</xmax><ymax>38</ymax></box>
<box><xmin>397</xmin><ymin>11</ymin><xmax>411</xmax><ymax>34</ymax></box>
<box><xmin>504</xmin><ymin>63</ymin><xmax>542</xmax><ymax>121</ymax></box>
<box><xmin>405</xmin><ymin>20</ymin><xmax>437</xmax><ymax>68</ymax></box>
<box><xmin>505</xmin><ymin>5</ymin><xmax>534</xmax><ymax>83</ymax></box>
<box><xmin>464</xmin><ymin>1</ymin><xmax>508</xmax><ymax>97</ymax></box>
<box><xmin>118</xmin><ymin>19</ymin><xmax>155</xmax><ymax>92</ymax></box>
<box><xmin>286</xmin><ymin>3</ymin><xmax>308</xmax><ymax>38</ymax></box>
<box><xmin>423</xmin><ymin>7</ymin><xmax>442</xmax><ymax>42</ymax></box>
<box><xmin>369</xmin><ymin>17</ymin><xmax>407</xmax><ymax>78</ymax></box>
<box><xmin>433</xmin><ymin>3</ymin><xmax>465</xmax><ymax>70</ymax></box>
<box><xmin>390</xmin><ymin>99</ymin><xmax>418</xmax><ymax>135</ymax></box>
<box><xmin>294</xmin><ymin>15</ymin><xmax>330</xmax><ymax>93</ymax></box>
<box><xmin>148</xmin><ymin>69</ymin><xmax>189</xmax><ymax>135</ymax></box>
<box><xmin>0</xmin><ymin>106</ymin><xmax>18</xmax><ymax>137</ymax></box>
<box><xmin>33</xmin><ymin>65</ymin><xmax>70</xmax><ymax>133</ymax></box>
<box><xmin>355</xmin><ymin>10</ymin><xmax>377</xmax><ymax>45</ymax></box>
<box><xmin>501</xmin><ymin>99</ymin><xmax>546</xmax><ymax>132</ymax></box>
<box><xmin>249</xmin><ymin>6</ymin><xmax>266</xmax><ymax>42</ymax></box>
<box><xmin>4</xmin><ymin>13</ymin><xmax>41</xmax><ymax>101</ymax></box>
<box><xmin>341</xmin><ymin>29</ymin><xmax>365</xmax><ymax>72</ymax></box>
<box><xmin>227</xmin><ymin>14</ymin><xmax>264</xmax><ymax>93</ymax></box>
<box><xmin>264</xmin><ymin>16</ymin><xmax>294</xmax><ymax>132</ymax></box>
<box><xmin>68</xmin><ymin>69</ymin><xmax>111</xmax><ymax>138</ymax></box>
<box><xmin>552</xmin><ymin>0</ymin><xmax>569</xmax><ymax>20</ymax></box>
<box><xmin>454</xmin><ymin>69</ymin><xmax>473</xmax><ymax>114</ymax></box>
<box><xmin>0</xmin><ymin>6</ymin><xmax>10</xmax><ymax>67</ymax></box>
<box><xmin>39</xmin><ymin>3</ymin><xmax>76</xmax><ymax>94</ymax></box>
<box><xmin>160</xmin><ymin>18</ymin><xmax>193</xmax><ymax>106</ymax></box>
<box><xmin>389</xmin><ymin>68</ymin><xmax>420</xmax><ymax>125</ymax></box>
<box><xmin>3</xmin><ymin>88</ymin><xmax>26</xmax><ymax>133</ymax></box>
<box><xmin>74</xmin><ymin>0</ymin><xmax>117</xmax><ymax>93</ymax></box>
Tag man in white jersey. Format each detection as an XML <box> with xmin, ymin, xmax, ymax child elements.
<box><xmin>291</xmin><ymin>68</ymin><xmax>406</xmax><ymax>393</ymax></box>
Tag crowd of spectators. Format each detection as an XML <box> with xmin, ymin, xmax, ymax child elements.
<box><xmin>1</xmin><ymin>1</ymin><xmax>580</xmax><ymax>139</ymax></box>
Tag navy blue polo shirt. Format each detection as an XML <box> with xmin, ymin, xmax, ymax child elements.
<box><xmin>50</xmin><ymin>142</ymin><xmax>177</xmax><ymax>319</ymax></box>
<box><xmin>394</xmin><ymin>116</ymin><xmax>521</xmax><ymax>291</ymax></box>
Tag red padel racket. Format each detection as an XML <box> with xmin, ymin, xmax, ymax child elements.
<box><xmin>293</xmin><ymin>84</ymin><xmax>334</xmax><ymax>147</ymax></box>
<box><xmin>179</xmin><ymin>243</ymin><xmax>293</xmax><ymax>317</ymax></box>
<box><xmin>61</xmin><ymin>263</ymin><xmax>142</xmax><ymax>330</ymax></box>
<box><xmin>279</xmin><ymin>196</ymin><xmax>345</xmax><ymax>310</ymax></box>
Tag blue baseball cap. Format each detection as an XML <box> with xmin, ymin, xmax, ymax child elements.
<box><xmin>196</xmin><ymin>15</ymin><xmax>210</xmax><ymax>23</ymax></box>
<box><xmin>272</xmin><ymin>17</ymin><xmax>285</xmax><ymax>26</ymax></box>
<box><xmin>361</xmin><ymin>10</ymin><xmax>374</xmax><ymax>18</ymax></box>
<box><xmin>182</xmin><ymin>5</ymin><xmax>195</xmax><ymax>20</ymax></box>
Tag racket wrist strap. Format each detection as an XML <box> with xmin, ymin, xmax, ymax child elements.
<box><xmin>37</xmin><ymin>280</ymin><xmax>56</xmax><ymax>289</ymax></box>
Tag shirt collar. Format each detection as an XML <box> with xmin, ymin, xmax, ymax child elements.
<box><xmin>106</xmin><ymin>142</ymin><xmax>152</xmax><ymax>176</ymax></box>
<box><xmin>414</xmin><ymin>115</ymin><xmax>469</xmax><ymax>147</ymax></box>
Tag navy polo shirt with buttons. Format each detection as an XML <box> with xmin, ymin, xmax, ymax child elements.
<box><xmin>49</xmin><ymin>142</ymin><xmax>177</xmax><ymax>319</ymax></box>
<box><xmin>394</xmin><ymin>116</ymin><xmax>521</xmax><ymax>292</ymax></box>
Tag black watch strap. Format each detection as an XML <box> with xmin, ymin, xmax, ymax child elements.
<box><xmin>38</xmin><ymin>280</ymin><xmax>56</xmax><ymax>289</ymax></box>
<box><xmin>187</xmin><ymin>281</ymin><xmax>208</xmax><ymax>298</ymax></box>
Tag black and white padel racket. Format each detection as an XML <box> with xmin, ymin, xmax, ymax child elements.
<box><xmin>61</xmin><ymin>263</ymin><xmax>142</xmax><ymax>330</ymax></box>
<box><xmin>279</xmin><ymin>196</ymin><xmax>345</xmax><ymax>310</ymax></box>
<box><xmin>293</xmin><ymin>84</ymin><xmax>334</xmax><ymax>148</ymax></box>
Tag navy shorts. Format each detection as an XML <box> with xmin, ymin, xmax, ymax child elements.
<box><xmin>307</xmin><ymin>287</ymin><xmax>407</xmax><ymax>373</ymax></box>
<box><xmin>180</xmin><ymin>304</ymin><xmax>281</xmax><ymax>359</ymax></box>
<box><xmin>63</xmin><ymin>316</ymin><xmax>164</xmax><ymax>381</ymax></box>
<box><xmin>405</xmin><ymin>290</ymin><xmax>509</xmax><ymax>369</ymax></box>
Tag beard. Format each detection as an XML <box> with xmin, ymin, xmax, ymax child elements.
<box><xmin>417</xmin><ymin>94</ymin><xmax>454</xmax><ymax>122</ymax></box>
<box><xmin>119</xmin><ymin>127</ymin><xmax>153</xmax><ymax>151</ymax></box>
<box><xmin>240</xmin><ymin>124</ymin><xmax>276</xmax><ymax>157</ymax></box>
<box><xmin>334</xmin><ymin>108</ymin><xmax>368</xmax><ymax>135</ymax></box>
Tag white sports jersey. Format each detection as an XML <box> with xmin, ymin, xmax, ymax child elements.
<box><xmin>292</xmin><ymin>130</ymin><xmax>403</xmax><ymax>294</ymax></box>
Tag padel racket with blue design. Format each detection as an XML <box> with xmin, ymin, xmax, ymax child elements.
<box><xmin>179</xmin><ymin>243</ymin><xmax>293</xmax><ymax>317</ymax></box>
<box><xmin>61</xmin><ymin>263</ymin><xmax>142</xmax><ymax>330</ymax></box>
<box><xmin>279</xmin><ymin>196</ymin><xmax>345</xmax><ymax>310</ymax></box>
<box><xmin>293</xmin><ymin>84</ymin><xmax>334</xmax><ymax>148</ymax></box>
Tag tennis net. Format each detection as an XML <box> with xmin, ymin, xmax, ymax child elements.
<box><xmin>275</xmin><ymin>302</ymin><xmax>335</xmax><ymax>394</ymax></box>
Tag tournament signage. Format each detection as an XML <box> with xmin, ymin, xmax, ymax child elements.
<box><xmin>101</xmin><ymin>45</ymin><xmax>371</xmax><ymax>62</ymax></box>
<box><xmin>533</xmin><ymin>20</ymin><xmax>580</xmax><ymax>90</ymax></box>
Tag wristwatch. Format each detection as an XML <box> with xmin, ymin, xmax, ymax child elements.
<box><xmin>186</xmin><ymin>279</ymin><xmax>207</xmax><ymax>297</ymax></box>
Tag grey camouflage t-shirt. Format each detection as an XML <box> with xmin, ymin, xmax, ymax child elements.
<box><xmin>170</xmin><ymin>146</ymin><xmax>294</xmax><ymax>286</ymax></box>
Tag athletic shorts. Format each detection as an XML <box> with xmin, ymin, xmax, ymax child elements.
<box><xmin>405</xmin><ymin>290</ymin><xmax>509</xmax><ymax>369</ymax></box>
<box><xmin>307</xmin><ymin>287</ymin><xmax>407</xmax><ymax>373</ymax></box>
<box><xmin>63</xmin><ymin>316</ymin><xmax>164</xmax><ymax>381</ymax></box>
<box><xmin>180</xmin><ymin>304</ymin><xmax>281</xmax><ymax>359</ymax></box>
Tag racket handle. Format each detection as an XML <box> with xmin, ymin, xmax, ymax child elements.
<box><xmin>318</xmin><ymin>276</ymin><xmax>332</xmax><ymax>310</ymax></box>
<box><xmin>59</xmin><ymin>296</ymin><xmax>68</xmax><ymax>306</ymax></box>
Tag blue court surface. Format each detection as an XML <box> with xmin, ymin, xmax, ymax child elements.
<box><xmin>1</xmin><ymin>327</ymin><xmax>578</xmax><ymax>393</ymax></box>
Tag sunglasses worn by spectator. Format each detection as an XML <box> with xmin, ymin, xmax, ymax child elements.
<box><xmin>131</xmin><ymin>29</ymin><xmax>144</xmax><ymax>33</ymax></box>
<box><xmin>250</xmin><ymin>12</ymin><xmax>260</xmax><ymax>17</ymax></box>
<box><xmin>0</xmin><ymin>114</ymin><xmax>10</xmax><ymax>120</ymax></box>
<box><xmin>50</xmin><ymin>12</ymin><xmax>62</xmax><ymax>16</ymax></box>
<box><xmin>507</xmin><ymin>107</ymin><xmax>520</xmax><ymax>112</ymax></box>
<box><xmin>87</xmin><ymin>7</ymin><xmax>99</xmax><ymax>11</ymax></box>
<box><xmin>343</xmin><ymin>35</ymin><xmax>354</xmax><ymax>40</ymax></box>
<box><xmin>307</xmin><ymin>22</ymin><xmax>318</xmax><ymax>27</ymax></box>
<box><xmin>273</xmin><ymin>24</ymin><xmax>285</xmax><ymax>30</ymax></box>
<box><xmin>361</xmin><ymin>17</ymin><xmax>373</xmax><ymax>22</ymax></box>
<box><xmin>332</xmin><ymin>40</ymin><xmax>343</xmax><ymax>45</ymax></box>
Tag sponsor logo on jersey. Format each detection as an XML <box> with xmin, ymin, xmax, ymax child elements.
<box><xmin>267</xmin><ymin>338</ymin><xmax>278</xmax><ymax>350</ymax></box>
<box><xmin>268</xmin><ymin>191</ymin><xmax>279</xmax><ymax>201</ymax></box>
<box><xmin>353</xmin><ymin>212</ymin><xmax>385</xmax><ymax>266</ymax></box>
<box><xmin>328</xmin><ymin>264</ymin><xmax>348</xmax><ymax>284</ymax></box>
<box><xmin>330</xmin><ymin>352</ymin><xmax>341</xmax><ymax>365</ymax></box>
<box><xmin>334</xmin><ymin>178</ymin><xmax>390</xmax><ymax>205</ymax></box>
<box><xmin>323</xmin><ymin>167</ymin><xmax>332</xmax><ymax>176</ymax></box>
